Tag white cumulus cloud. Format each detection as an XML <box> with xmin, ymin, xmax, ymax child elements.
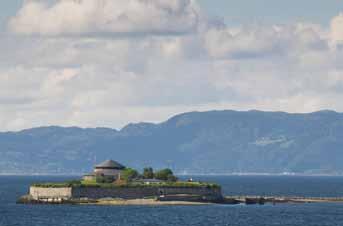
<box><xmin>203</xmin><ymin>24</ymin><xmax>328</xmax><ymax>59</ymax></box>
<box><xmin>330</xmin><ymin>13</ymin><xmax>343</xmax><ymax>45</ymax></box>
<box><xmin>8</xmin><ymin>0</ymin><xmax>200</xmax><ymax>36</ymax></box>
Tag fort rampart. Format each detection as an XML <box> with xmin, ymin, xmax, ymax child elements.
<box><xmin>30</xmin><ymin>187</ymin><xmax>72</xmax><ymax>200</ymax></box>
<box><xmin>29</xmin><ymin>186</ymin><xmax>222</xmax><ymax>201</ymax></box>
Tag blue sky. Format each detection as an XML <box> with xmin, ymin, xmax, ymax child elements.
<box><xmin>198</xmin><ymin>0</ymin><xmax>343</xmax><ymax>26</ymax></box>
<box><xmin>1</xmin><ymin>0</ymin><xmax>343</xmax><ymax>131</ymax></box>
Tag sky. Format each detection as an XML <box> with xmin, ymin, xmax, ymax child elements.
<box><xmin>1</xmin><ymin>0</ymin><xmax>343</xmax><ymax>131</ymax></box>
<box><xmin>198</xmin><ymin>0</ymin><xmax>343</xmax><ymax>26</ymax></box>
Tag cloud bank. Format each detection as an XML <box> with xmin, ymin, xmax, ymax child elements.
<box><xmin>1</xmin><ymin>0</ymin><xmax>343</xmax><ymax>131</ymax></box>
<box><xmin>9</xmin><ymin>0</ymin><xmax>200</xmax><ymax>36</ymax></box>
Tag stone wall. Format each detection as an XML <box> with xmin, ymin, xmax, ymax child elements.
<box><xmin>94</xmin><ymin>168</ymin><xmax>122</xmax><ymax>177</ymax></box>
<box><xmin>72</xmin><ymin>186</ymin><xmax>222</xmax><ymax>200</ymax></box>
<box><xmin>30</xmin><ymin>187</ymin><xmax>72</xmax><ymax>200</ymax></box>
<box><xmin>158</xmin><ymin>187</ymin><xmax>222</xmax><ymax>197</ymax></box>
<box><xmin>30</xmin><ymin>186</ymin><xmax>222</xmax><ymax>200</ymax></box>
<box><xmin>72</xmin><ymin>187</ymin><xmax>157</xmax><ymax>199</ymax></box>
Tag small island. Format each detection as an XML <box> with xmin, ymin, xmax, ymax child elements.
<box><xmin>20</xmin><ymin>160</ymin><xmax>343</xmax><ymax>206</ymax></box>
<box><xmin>18</xmin><ymin>160</ymin><xmax>223</xmax><ymax>205</ymax></box>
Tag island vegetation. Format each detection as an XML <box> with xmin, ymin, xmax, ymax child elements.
<box><xmin>32</xmin><ymin>167</ymin><xmax>220</xmax><ymax>189</ymax></box>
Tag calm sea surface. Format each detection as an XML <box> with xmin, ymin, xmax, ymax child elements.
<box><xmin>1</xmin><ymin>175</ymin><xmax>343</xmax><ymax>226</ymax></box>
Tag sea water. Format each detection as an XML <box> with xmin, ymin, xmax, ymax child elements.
<box><xmin>1</xmin><ymin>175</ymin><xmax>343</xmax><ymax>226</ymax></box>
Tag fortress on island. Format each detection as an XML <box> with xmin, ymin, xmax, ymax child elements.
<box><xmin>23</xmin><ymin>160</ymin><xmax>223</xmax><ymax>205</ymax></box>
<box><xmin>82</xmin><ymin>160</ymin><xmax>126</xmax><ymax>182</ymax></box>
<box><xmin>19</xmin><ymin>160</ymin><xmax>343</xmax><ymax>206</ymax></box>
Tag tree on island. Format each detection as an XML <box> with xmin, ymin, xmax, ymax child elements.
<box><xmin>118</xmin><ymin>167</ymin><xmax>177</xmax><ymax>183</ymax></box>
<box><xmin>143</xmin><ymin>167</ymin><xmax>154</xmax><ymax>179</ymax></box>
<box><xmin>121</xmin><ymin>168</ymin><xmax>139</xmax><ymax>181</ymax></box>
<box><xmin>154</xmin><ymin>168</ymin><xmax>177</xmax><ymax>182</ymax></box>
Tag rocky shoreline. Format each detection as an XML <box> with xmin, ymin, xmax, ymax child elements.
<box><xmin>17</xmin><ymin>195</ymin><xmax>343</xmax><ymax>206</ymax></box>
<box><xmin>224</xmin><ymin>196</ymin><xmax>343</xmax><ymax>204</ymax></box>
<box><xmin>17</xmin><ymin>195</ymin><xmax>211</xmax><ymax>205</ymax></box>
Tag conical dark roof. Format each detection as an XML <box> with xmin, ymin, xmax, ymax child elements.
<box><xmin>95</xmin><ymin>160</ymin><xmax>125</xmax><ymax>169</ymax></box>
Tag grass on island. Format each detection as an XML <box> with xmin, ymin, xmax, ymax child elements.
<box><xmin>32</xmin><ymin>179</ymin><xmax>221</xmax><ymax>189</ymax></box>
<box><xmin>32</xmin><ymin>167</ymin><xmax>221</xmax><ymax>189</ymax></box>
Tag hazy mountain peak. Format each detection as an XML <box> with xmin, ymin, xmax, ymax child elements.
<box><xmin>1</xmin><ymin>109</ymin><xmax>343</xmax><ymax>175</ymax></box>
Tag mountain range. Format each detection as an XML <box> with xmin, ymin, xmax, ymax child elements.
<box><xmin>1</xmin><ymin>110</ymin><xmax>343</xmax><ymax>175</ymax></box>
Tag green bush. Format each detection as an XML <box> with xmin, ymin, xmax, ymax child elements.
<box><xmin>154</xmin><ymin>168</ymin><xmax>175</xmax><ymax>181</ymax></box>
<box><xmin>31</xmin><ymin>179</ymin><xmax>83</xmax><ymax>188</ymax></box>
<box><xmin>121</xmin><ymin>168</ymin><xmax>139</xmax><ymax>181</ymax></box>
<box><xmin>143</xmin><ymin>167</ymin><xmax>154</xmax><ymax>179</ymax></box>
